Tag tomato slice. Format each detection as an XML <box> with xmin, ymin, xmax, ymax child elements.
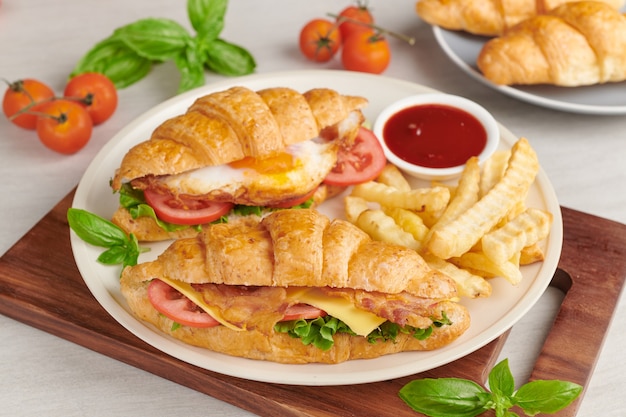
<box><xmin>147</xmin><ymin>279</ymin><xmax>220</xmax><ymax>328</ymax></box>
<box><xmin>323</xmin><ymin>127</ymin><xmax>387</xmax><ymax>186</ymax></box>
<box><xmin>282</xmin><ymin>303</ymin><xmax>327</xmax><ymax>321</ymax></box>
<box><xmin>268</xmin><ymin>187</ymin><xmax>318</xmax><ymax>209</ymax></box>
<box><xmin>144</xmin><ymin>189</ymin><xmax>234</xmax><ymax>225</ymax></box>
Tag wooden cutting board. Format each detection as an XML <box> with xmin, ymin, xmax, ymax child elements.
<box><xmin>1</xmin><ymin>190</ymin><xmax>625</xmax><ymax>417</ymax></box>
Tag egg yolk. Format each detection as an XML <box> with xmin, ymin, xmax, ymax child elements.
<box><xmin>228</xmin><ymin>152</ymin><xmax>295</xmax><ymax>175</ymax></box>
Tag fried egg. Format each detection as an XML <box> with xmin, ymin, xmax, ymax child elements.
<box><xmin>154</xmin><ymin>111</ymin><xmax>362</xmax><ymax>206</ymax></box>
<box><xmin>157</xmin><ymin>139</ymin><xmax>335</xmax><ymax>206</ymax></box>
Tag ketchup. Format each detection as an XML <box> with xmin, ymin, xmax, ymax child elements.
<box><xmin>382</xmin><ymin>104</ymin><xmax>487</xmax><ymax>169</ymax></box>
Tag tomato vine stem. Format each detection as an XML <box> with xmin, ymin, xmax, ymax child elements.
<box><xmin>327</xmin><ymin>13</ymin><xmax>415</xmax><ymax>45</ymax></box>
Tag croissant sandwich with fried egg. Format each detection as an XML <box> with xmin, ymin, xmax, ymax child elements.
<box><xmin>111</xmin><ymin>86</ymin><xmax>374</xmax><ymax>241</ymax></box>
<box><xmin>120</xmin><ymin>209</ymin><xmax>470</xmax><ymax>364</ymax></box>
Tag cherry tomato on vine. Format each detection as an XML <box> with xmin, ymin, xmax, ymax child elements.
<box><xmin>36</xmin><ymin>99</ymin><xmax>93</xmax><ymax>154</ymax></box>
<box><xmin>64</xmin><ymin>72</ymin><xmax>118</xmax><ymax>125</ymax></box>
<box><xmin>341</xmin><ymin>30</ymin><xmax>391</xmax><ymax>74</ymax></box>
<box><xmin>337</xmin><ymin>3</ymin><xmax>374</xmax><ymax>40</ymax></box>
<box><xmin>2</xmin><ymin>79</ymin><xmax>55</xmax><ymax>130</ymax></box>
<box><xmin>299</xmin><ymin>19</ymin><xmax>342</xmax><ymax>63</ymax></box>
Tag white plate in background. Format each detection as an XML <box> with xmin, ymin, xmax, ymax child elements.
<box><xmin>434</xmin><ymin>26</ymin><xmax>626</xmax><ymax>115</ymax></box>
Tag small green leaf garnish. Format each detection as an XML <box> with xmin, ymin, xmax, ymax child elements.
<box><xmin>399</xmin><ymin>358</ymin><xmax>583</xmax><ymax>417</ymax></box>
<box><xmin>67</xmin><ymin>208</ymin><xmax>147</xmax><ymax>271</ymax></box>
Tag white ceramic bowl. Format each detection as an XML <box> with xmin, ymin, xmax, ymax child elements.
<box><xmin>373</xmin><ymin>93</ymin><xmax>500</xmax><ymax>181</ymax></box>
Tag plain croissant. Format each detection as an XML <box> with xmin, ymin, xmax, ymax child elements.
<box><xmin>111</xmin><ymin>86</ymin><xmax>368</xmax><ymax>190</ymax></box>
<box><xmin>415</xmin><ymin>0</ymin><xmax>625</xmax><ymax>36</ymax></box>
<box><xmin>477</xmin><ymin>1</ymin><xmax>626</xmax><ymax>86</ymax></box>
<box><xmin>120</xmin><ymin>209</ymin><xmax>471</xmax><ymax>363</ymax></box>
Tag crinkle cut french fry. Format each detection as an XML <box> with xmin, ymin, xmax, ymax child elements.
<box><xmin>376</xmin><ymin>164</ymin><xmax>412</xmax><ymax>192</ymax></box>
<box><xmin>355</xmin><ymin>209</ymin><xmax>422</xmax><ymax>250</ymax></box>
<box><xmin>520</xmin><ymin>242</ymin><xmax>545</xmax><ymax>265</ymax></box>
<box><xmin>481</xmin><ymin>208</ymin><xmax>553</xmax><ymax>265</ymax></box>
<box><xmin>382</xmin><ymin>206</ymin><xmax>430</xmax><ymax>243</ymax></box>
<box><xmin>451</xmin><ymin>252</ymin><xmax>523</xmax><ymax>285</ymax></box>
<box><xmin>426</xmin><ymin>157</ymin><xmax>480</xmax><ymax>242</ymax></box>
<box><xmin>423</xmin><ymin>253</ymin><xmax>492</xmax><ymax>298</ymax></box>
<box><xmin>479</xmin><ymin>149</ymin><xmax>510</xmax><ymax>197</ymax></box>
<box><xmin>351</xmin><ymin>181</ymin><xmax>450</xmax><ymax>213</ymax></box>
<box><xmin>344</xmin><ymin>195</ymin><xmax>370</xmax><ymax>224</ymax></box>
<box><xmin>427</xmin><ymin>138</ymin><xmax>539</xmax><ymax>259</ymax></box>
<box><xmin>431</xmin><ymin>181</ymin><xmax>456</xmax><ymax>199</ymax></box>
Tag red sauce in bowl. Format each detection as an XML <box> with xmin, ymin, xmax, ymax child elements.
<box><xmin>382</xmin><ymin>104</ymin><xmax>487</xmax><ymax>169</ymax></box>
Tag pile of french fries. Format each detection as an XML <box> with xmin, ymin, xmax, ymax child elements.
<box><xmin>344</xmin><ymin>137</ymin><xmax>553</xmax><ymax>299</ymax></box>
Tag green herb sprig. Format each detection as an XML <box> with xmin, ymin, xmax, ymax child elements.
<box><xmin>67</xmin><ymin>208</ymin><xmax>146</xmax><ymax>270</ymax></box>
<box><xmin>71</xmin><ymin>0</ymin><xmax>256</xmax><ymax>93</ymax></box>
<box><xmin>399</xmin><ymin>358</ymin><xmax>582</xmax><ymax>417</ymax></box>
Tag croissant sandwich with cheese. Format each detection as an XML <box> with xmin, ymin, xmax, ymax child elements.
<box><xmin>415</xmin><ymin>0</ymin><xmax>624</xmax><ymax>36</ymax></box>
<box><xmin>111</xmin><ymin>86</ymin><xmax>377</xmax><ymax>242</ymax></box>
<box><xmin>477</xmin><ymin>1</ymin><xmax>626</xmax><ymax>86</ymax></box>
<box><xmin>120</xmin><ymin>209</ymin><xmax>471</xmax><ymax>364</ymax></box>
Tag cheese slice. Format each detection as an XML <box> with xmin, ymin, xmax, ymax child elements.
<box><xmin>286</xmin><ymin>288</ymin><xmax>387</xmax><ymax>337</ymax></box>
<box><xmin>157</xmin><ymin>278</ymin><xmax>386</xmax><ymax>336</ymax></box>
<box><xmin>157</xmin><ymin>276</ymin><xmax>244</xmax><ymax>331</ymax></box>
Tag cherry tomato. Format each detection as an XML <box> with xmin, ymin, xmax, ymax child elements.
<box><xmin>148</xmin><ymin>279</ymin><xmax>220</xmax><ymax>328</ymax></box>
<box><xmin>144</xmin><ymin>188</ymin><xmax>234</xmax><ymax>225</ymax></box>
<box><xmin>281</xmin><ymin>304</ymin><xmax>327</xmax><ymax>321</ymax></box>
<box><xmin>299</xmin><ymin>19</ymin><xmax>342</xmax><ymax>63</ymax></box>
<box><xmin>337</xmin><ymin>3</ymin><xmax>374</xmax><ymax>40</ymax></box>
<box><xmin>64</xmin><ymin>72</ymin><xmax>118</xmax><ymax>125</ymax></box>
<box><xmin>324</xmin><ymin>127</ymin><xmax>387</xmax><ymax>186</ymax></box>
<box><xmin>268</xmin><ymin>187</ymin><xmax>318</xmax><ymax>209</ymax></box>
<box><xmin>2</xmin><ymin>78</ymin><xmax>55</xmax><ymax>130</ymax></box>
<box><xmin>341</xmin><ymin>30</ymin><xmax>391</xmax><ymax>74</ymax></box>
<box><xmin>36</xmin><ymin>99</ymin><xmax>93</xmax><ymax>154</ymax></box>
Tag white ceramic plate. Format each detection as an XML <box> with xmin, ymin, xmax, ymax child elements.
<box><xmin>70</xmin><ymin>70</ymin><xmax>562</xmax><ymax>386</ymax></box>
<box><xmin>433</xmin><ymin>26</ymin><xmax>626</xmax><ymax>115</ymax></box>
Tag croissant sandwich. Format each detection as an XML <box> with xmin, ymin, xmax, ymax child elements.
<box><xmin>477</xmin><ymin>1</ymin><xmax>626</xmax><ymax>86</ymax></box>
<box><xmin>120</xmin><ymin>209</ymin><xmax>471</xmax><ymax>364</ymax></box>
<box><xmin>111</xmin><ymin>86</ymin><xmax>382</xmax><ymax>241</ymax></box>
<box><xmin>415</xmin><ymin>0</ymin><xmax>624</xmax><ymax>36</ymax></box>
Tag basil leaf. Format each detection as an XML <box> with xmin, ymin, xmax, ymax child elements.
<box><xmin>71</xmin><ymin>37</ymin><xmax>153</xmax><ymax>89</ymax></box>
<box><xmin>399</xmin><ymin>378</ymin><xmax>490</xmax><ymax>417</ymax></box>
<box><xmin>203</xmin><ymin>38</ymin><xmax>256</xmax><ymax>76</ymax></box>
<box><xmin>114</xmin><ymin>18</ymin><xmax>191</xmax><ymax>61</ymax></box>
<box><xmin>175</xmin><ymin>39</ymin><xmax>206</xmax><ymax>93</ymax></box>
<box><xmin>513</xmin><ymin>380</ymin><xmax>582</xmax><ymax>415</ymax></box>
<box><xmin>123</xmin><ymin>233</ymin><xmax>142</xmax><ymax>268</ymax></box>
<box><xmin>188</xmin><ymin>0</ymin><xmax>226</xmax><ymax>41</ymax></box>
<box><xmin>67</xmin><ymin>208</ymin><xmax>128</xmax><ymax>247</ymax></box>
<box><xmin>97</xmin><ymin>245</ymin><xmax>129</xmax><ymax>265</ymax></box>
<box><xmin>489</xmin><ymin>358</ymin><xmax>515</xmax><ymax>398</ymax></box>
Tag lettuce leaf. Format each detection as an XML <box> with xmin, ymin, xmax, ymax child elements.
<box><xmin>275</xmin><ymin>312</ymin><xmax>453</xmax><ymax>351</ymax></box>
<box><xmin>118</xmin><ymin>183</ymin><xmax>198</xmax><ymax>233</ymax></box>
<box><xmin>274</xmin><ymin>316</ymin><xmax>355</xmax><ymax>351</ymax></box>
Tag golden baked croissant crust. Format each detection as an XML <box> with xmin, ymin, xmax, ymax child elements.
<box><xmin>120</xmin><ymin>209</ymin><xmax>471</xmax><ymax>363</ymax></box>
<box><xmin>477</xmin><ymin>1</ymin><xmax>626</xmax><ymax>86</ymax></box>
<box><xmin>415</xmin><ymin>0</ymin><xmax>625</xmax><ymax>36</ymax></box>
<box><xmin>111</xmin><ymin>86</ymin><xmax>368</xmax><ymax>190</ymax></box>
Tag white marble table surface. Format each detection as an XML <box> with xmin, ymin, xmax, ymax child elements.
<box><xmin>1</xmin><ymin>1</ymin><xmax>625</xmax><ymax>416</ymax></box>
